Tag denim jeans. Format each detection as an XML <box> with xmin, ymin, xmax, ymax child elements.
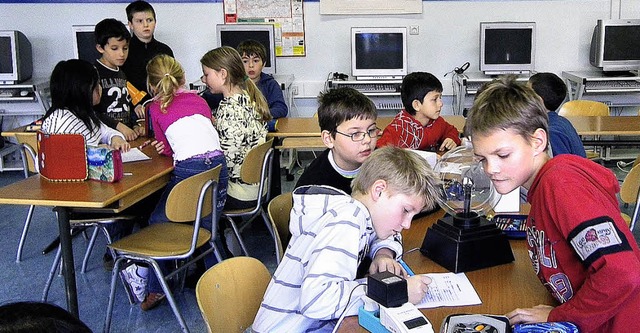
<box><xmin>146</xmin><ymin>153</ymin><xmax>228</xmax><ymax>294</ymax></box>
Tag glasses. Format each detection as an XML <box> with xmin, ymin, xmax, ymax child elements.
<box><xmin>334</xmin><ymin>127</ymin><xmax>381</xmax><ymax>142</ymax></box>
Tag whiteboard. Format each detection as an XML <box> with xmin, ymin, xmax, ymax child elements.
<box><xmin>320</xmin><ymin>0</ymin><xmax>422</xmax><ymax>15</ymax></box>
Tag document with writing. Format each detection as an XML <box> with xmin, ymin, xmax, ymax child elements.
<box><xmin>122</xmin><ymin>148</ymin><xmax>151</xmax><ymax>163</ymax></box>
<box><xmin>416</xmin><ymin>272</ymin><xmax>481</xmax><ymax>309</ymax></box>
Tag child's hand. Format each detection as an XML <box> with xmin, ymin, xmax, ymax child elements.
<box><xmin>110</xmin><ymin>137</ymin><xmax>130</xmax><ymax>152</ymax></box>
<box><xmin>406</xmin><ymin>275</ymin><xmax>432</xmax><ymax>305</ymax></box>
<box><xmin>151</xmin><ymin>140</ymin><xmax>165</xmax><ymax>155</ymax></box>
<box><xmin>506</xmin><ymin>304</ymin><xmax>553</xmax><ymax>325</ymax></box>
<box><xmin>370</xmin><ymin>248</ymin><xmax>405</xmax><ymax>277</ymax></box>
<box><xmin>134</xmin><ymin>104</ymin><xmax>146</xmax><ymax>119</ymax></box>
<box><xmin>133</xmin><ymin>124</ymin><xmax>146</xmax><ymax>137</ymax></box>
<box><xmin>116</xmin><ymin>123</ymin><xmax>139</xmax><ymax>141</ymax></box>
<box><xmin>439</xmin><ymin>138</ymin><xmax>458</xmax><ymax>151</ymax></box>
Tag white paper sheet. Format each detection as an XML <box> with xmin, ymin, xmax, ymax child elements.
<box><xmin>122</xmin><ymin>148</ymin><xmax>151</xmax><ymax>163</ymax></box>
<box><xmin>416</xmin><ymin>272</ymin><xmax>481</xmax><ymax>309</ymax></box>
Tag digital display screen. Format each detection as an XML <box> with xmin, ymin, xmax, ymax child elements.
<box><xmin>604</xmin><ymin>26</ymin><xmax>640</xmax><ymax>61</ymax></box>
<box><xmin>354</xmin><ymin>33</ymin><xmax>404</xmax><ymax>70</ymax></box>
<box><xmin>484</xmin><ymin>28</ymin><xmax>533</xmax><ymax>65</ymax></box>
<box><xmin>0</xmin><ymin>36</ymin><xmax>14</xmax><ymax>74</ymax></box>
<box><xmin>75</xmin><ymin>31</ymin><xmax>101</xmax><ymax>63</ymax></box>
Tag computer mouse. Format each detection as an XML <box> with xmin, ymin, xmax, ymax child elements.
<box><xmin>20</xmin><ymin>90</ymin><xmax>29</xmax><ymax>97</ymax></box>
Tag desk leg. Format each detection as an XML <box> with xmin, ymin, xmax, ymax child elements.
<box><xmin>56</xmin><ymin>207</ymin><xmax>79</xmax><ymax>317</ymax></box>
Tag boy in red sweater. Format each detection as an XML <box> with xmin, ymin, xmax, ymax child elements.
<box><xmin>466</xmin><ymin>76</ymin><xmax>640</xmax><ymax>333</ymax></box>
<box><xmin>377</xmin><ymin>72</ymin><xmax>460</xmax><ymax>151</ymax></box>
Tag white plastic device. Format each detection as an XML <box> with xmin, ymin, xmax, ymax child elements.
<box><xmin>379</xmin><ymin>302</ymin><xmax>434</xmax><ymax>333</ymax></box>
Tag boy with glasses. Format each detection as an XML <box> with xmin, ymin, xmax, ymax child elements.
<box><xmin>295</xmin><ymin>87</ymin><xmax>379</xmax><ymax>194</ymax></box>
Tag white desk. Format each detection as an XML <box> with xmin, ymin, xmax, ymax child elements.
<box><xmin>562</xmin><ymin>70</ymin><xmax>640</xmax><ymax>106</ymax></box>
<box><xmin>452</xmin><ymin>72</ymin><xmax>530</xmax><ymax>115</ymax></box>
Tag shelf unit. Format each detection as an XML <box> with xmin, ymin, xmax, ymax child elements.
<box><xmin>327</xmin><ymin>79</ymin><xmax>402</xmax><ymax>116</ymax></box>
<box><xmin>0</xmin><ymin>80</ymin><xmax>49</xmax><ymax>172</ymax></box>
<box><xmin>452</xmin><ymin>72</ymin><xmax>530</xmax><ymax>115</ymax></box>
<box><xmin>562</xmin><ymin>71</ymin><xmax>640</xmax><ymax>107</ymax></box>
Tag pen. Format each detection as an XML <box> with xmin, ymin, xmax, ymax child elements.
<box><xmin>398</xmin><ymin>258</ymin><xmax>415</xmax><ymax>276</ymax></box>
<box><xmin>138</xmin><ymin>140</ymin><xmax>151</xmax><ymax>149</ymax></box>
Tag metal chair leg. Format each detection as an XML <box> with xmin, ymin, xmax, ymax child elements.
<box><xmin>81</xmin><ymin>226</ymin><xmax>101</xmax><ymax>273</ymax></box>
<box><xmin>104</xmin><ymin>257</ymin><xmax>126</xmax><ymax>333</ymax></box>
<box><xmin>260</xmin><ymin>209</ymin><xmax>276</xmax><ymax>241</ymax></box>
<box><xmin>148</xmin><ymin>260</ymin><xmax>190</xmax><ymax>333</ymax></box>
<box><xmin>42</xmin><ymin>245</ymin><xmax>62</xmax><ymax>302</ymax></box>
<box><xmin>225</xmin><ymin>216</ymin><xmax>249</xmax><ymax>256</ymax></box>
<box><xmin>16</xmin><ymin>205</ymin><xmax>35</xmax><ymax>262</ymax></box>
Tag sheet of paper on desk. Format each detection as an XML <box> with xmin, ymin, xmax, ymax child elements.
<box><xmin>407</xmin><ymin>149</ymin><xmax>438</xmax><ymax>168</ymax></box>
<box><xmin>122</xmin><ymin>148</ymin><xmax>151</xmax><ymax>163</ymax></box>
<box><xmin>416</xmin><ymin>272</ymin><xmax>481</xmax><ymax>309</ymax></box>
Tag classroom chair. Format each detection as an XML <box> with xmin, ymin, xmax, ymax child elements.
<box><xmin>620</xmin><ymin>163</ymin><xmax>640</xmax><ymax>231</ymax></box>
<box><xmin>195</xmin><ymin>256</ymin><xmax>271</xmax><ymax>333</ymax></box>
<box><xmin>558</xmin><ymin>100</ymin><xmax>610</xmax><ymax>117</ymax></box>
<box><xmin>104</xmin><ymin>166</ymin><xmax>223</xmax><ymax>333</ymax></box>
<box><xmin>267</xmin><ymin>191</ymin><xmax>292</xmax><ymax>264</ymax></box>
<box><xmin>558</xmin><ymin>100</ymin><xmax>610</xmax><ymax>160</ymax></box>
<box><xmin>221</xmin><ymin>139</ymin><xmax>276</xmax><ymax>257</ymax></box>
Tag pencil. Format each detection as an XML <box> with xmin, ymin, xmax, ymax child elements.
<box><xmin>138</xmin><ymin>140</ymin><xmax>151</xmax><ymax>149</ymax></box>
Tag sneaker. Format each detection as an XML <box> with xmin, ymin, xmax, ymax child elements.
<box><xmin>140</xmin><ymin>292</ymin><xmax>165</xmax><ymax>311</ymax></box>
<box><xmin>123</xmin><ymin>264</ymin><xmax>149</xmax><ymax>303</ymax></box>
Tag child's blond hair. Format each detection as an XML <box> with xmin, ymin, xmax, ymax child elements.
<box><xmin>200</xmin><ymin>46</ymin><xmax>271</xmax><ymax>122</ymax></box>
<box><xmin>351</xmin><ymin>146</ymin><xmax>441</xmax><ymax>212</ymax></box>
<box><xmin>146</xmin><ymin>54</ymin><xmax>184</xmax><ymax>113</ymax></box>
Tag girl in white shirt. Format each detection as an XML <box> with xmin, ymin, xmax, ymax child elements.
<box><xmin>41</xmin><ymin>59</ymin><xmax>129</xmax><ymax>151</ymax></box>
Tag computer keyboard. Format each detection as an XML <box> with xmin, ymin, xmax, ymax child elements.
<box><xmin>376</xmin><ymin>102</ymin><xmax>403</xmax><ymax>110</ymax></box>
<box><xmin>465</xmin><ymin>81</ymin><xmax>486</xmax><ymax>94</ymax></box>
<box><xmin>584</xmin><ymin>79</ymin><xmax>640</xmax><ymax>92</ymax></box>
<box><xmin>346</xmin><ymin>83</ymin><xmax>400</xmax><ymax>93</ymax></box>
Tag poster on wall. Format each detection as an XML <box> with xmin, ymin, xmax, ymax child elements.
<box><xmin>223</xmin><ymin>0</ymin><xmax>305</xmax><ymax>57</ymax></box>
<box><xmin>319</xmin><ymin>0</ymin><xmax>422</xmax><ymax>15</ymax></box>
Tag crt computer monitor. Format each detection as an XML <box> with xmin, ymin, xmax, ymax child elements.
<box><xmin>0</xmin><ymin>30</ymin><xmax>33</xmax><ymax>84</ymax></box>
<box><xmin>589</xmin><ymin>19</ymin><xmax>640</xmax><ymax>75</ymax></box>
<box><xmin>216</xmin><ymin>24</ymin><xmax>276</xmax><ymax>75</ymax></box>
<box><xmin>351</xmin><ymin>27</ymin><xmax>407</xmax><ymax>80</ymax></box>
<box><xmin>479</xmin><ymin>22</ymin><xmax>536</xmax><ymax>76</ymax></box>
<box><xmin>72</xmin><ymin>25</ymin><xmax>101</xmax><ymax>64</ymax></box>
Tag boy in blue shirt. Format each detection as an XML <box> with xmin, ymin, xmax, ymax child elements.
<box><xmin>94</xmin><ymin>18</ymin><xmax>141</xmax><ymax>141</ymax></box>
<box><xmin>528</xmin><ymin>72</ymin><xmax>586</xmax><ymax>157</ymax></box>
<box><xmin>201</xmin><ymin>39</ymin><xmax>287</xmax><ymax>131</ymax></box>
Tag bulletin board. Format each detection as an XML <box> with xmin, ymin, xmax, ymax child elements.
<box><xmin>223</xmin><ymin>0</ymin><xmax>305</xmax><ymax>57</ymax></box>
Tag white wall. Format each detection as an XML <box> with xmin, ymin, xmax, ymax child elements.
<box><xmin>0</xmin><ymin>0</ymin><xmax>631</xmax><ymax>116</ymax></box>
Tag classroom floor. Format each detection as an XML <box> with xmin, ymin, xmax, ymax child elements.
<box><xmin>0</xmin><ymin>152</ymin><xmax>638</xmax><ymax>332</ymax></box>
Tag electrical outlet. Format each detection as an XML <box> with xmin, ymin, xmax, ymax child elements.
<box><xmin>409</xmin><ymin>25</ymin><xmax>419</xmax><ymax>35</ymax></box>
<box><xmin>291</xmin><ymin>85</ymin><xmax>299</xmax><ymax>96</ymax></box>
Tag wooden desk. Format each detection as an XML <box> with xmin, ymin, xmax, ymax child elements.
<box><xmin>269</xmin><ymin>116</ymin><xmax>467</xmax><ymax>149</ymax></box>
<box><xmin>268</xmin><ymin>116</ymin><xmax>466</xmax><ymax>139</ymax></box>
<box><xmin>566</xmin><ymin>115</ymin><xmax>640</xmax><ymax>136</ymax></box>
<box><xmin>269</xmin><ymin>115</ymin><xmax>640</xmax><ymax>150</ymax></box>
<box><xmin>0</xmin><ymin>139</ymin><xmax>173</xmax><ymax>317</ymax></box>
<box><xmin>338</xmin><ymin>209</ymin><xmax>557</xmax><ymax>332</ymax></box>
